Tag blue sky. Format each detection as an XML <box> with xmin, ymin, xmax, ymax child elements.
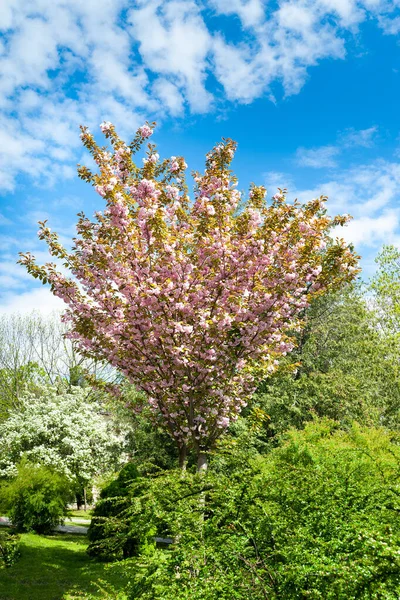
<box><xmin>1</xmin><ymin>0</ymin><xmax>400</xmax><ymax>313</ymax></box>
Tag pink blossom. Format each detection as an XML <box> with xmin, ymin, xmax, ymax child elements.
<box><xmin>21</xmin><ymin>122</ymin><xmax>359</xmax><ymax>467</ymax></box>
<box><xmin>136</xmin><ymin>179</ymin><xmax>157</xmax><ymax>199</ymax></box>
<box><xmin>143</xmin><ymin>153</ymin><xmax>159</xmax><ymax>165</ymax></box>
<box><xmin>165</xmin><ymin>185</ymin><xmax>180</xmax><ymax>200</ymax></box>
<box><xmin>206</xmin><ymin>204</ymin><xmax>215</xmax><ymax>216</ymax></box>
<box><xmin>170</xmin><ymin>158</ymin><xmax>180</xmax><ymax>172</ymax></box>
<box><xmin>100</xmin><ymin>121</ymin><xmax>112</xmax><ymax>133</ymax></box>
<box><xmin>95</xmin><ymin>185</ymin><xmax>107</xmax><ymax>197</ymax></box>
<box><xmin>138</xmin><ymin>124</ymin><xmax>153</xmax><ymax>138</ymax></box>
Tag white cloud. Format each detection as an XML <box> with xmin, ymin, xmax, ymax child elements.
<box><xmin>0</xmin><ymin>287</ymin><xmax>65</xmax><ymax>315</ymax></box>
<box><xmin>379</xmin><ymin>14</ymin><xmax>400</xmax><ymax>35</ymax></box>
<box><xmin>296</xmin><ymin>145</ymin><xmax>340</xmax><ymax>168</ymax></box>
<box><xmin>0</xmin><ymin>235</ymin><xmax>24</xmax><ymax>252</ymax></box>
<box><xmin>152</xmin><ymin>78</ymin><xmax>185</xmax><ymax>116</ymax></box>
<box><xmin>339</xmin><ymin>126</ymin><xmax>378</xmax><ymax>147</ymax></box>
<box><xmin>210</xmin><ymin>0</ymin><xmax>266</xmax><ymax>28</ymax></box>
<box><xmin>295</xmin><ymin>126</ymin><xmax>379</xmax><ymax>169</ymax></box>
<box><xmin>0</xmin><ymin>0</ymin><xmax>152</xmax><ymax>191</ymax></box>
<box><xmin>0</xmin><ymin>213</ymin><xmax>12</xmax><ymax>225</ymax></box>
<box><xmin>295</xmin><ymin>159</ymin><xmax>400</xmax><ymax>250</ymax></box>
<box><xmin>128</xmin><ymin>0</ymin><xmax>213</xmax><ymax>113</ymax></box>
<box><xmin>264</xmin><ymin>170</ymin><xmax>295</xmax><ymax>194</ymax></box>
<box><xmin>212</xmin><ymin>4</ymin><xmax>347</xmax><ymax>102</ymax></box>
<box><xmin>212</xmin><ymin>37</ymin><xmax>268</xmax><ymax>103</ymax></box>
<box><xmin>1</xmin><ymin>0</ymin><xmax>400</xmax><ymax>192</ymax></box>
<box><xmin>334</xmin><ymin>210</ymin><xmax>400</xmax><ymax>247</ymax></box>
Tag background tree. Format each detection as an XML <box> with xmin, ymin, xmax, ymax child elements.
<box><xmin>0</xmin><ymin>384</ymin><xmax>125</xmax><ymax>502</ymax></box>
<box><xmin>370</xmin><ymin>244</ymin><xmax>400</xmax><ymax>336</ymax></box>
<box><xmin>0</xmin><ymin>312</ymin><xmax>115</xmax><ymax>420</ymax></box>
<box><xmin>252</xmin><ymin>285</ymin><xmax>400</xmax><ymax>438</ymax></box>
<box><xmin>19</xmin><ymin>122</ymin><xmax>359</xmax><ymax>469</ymax></box>
<box><xmin>107</xmin><ymin>385</ymin><xmax>179</xmax><ymax>471</ymax></box>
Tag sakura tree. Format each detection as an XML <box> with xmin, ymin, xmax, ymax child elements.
<box><xmin>20</xmin><ymin>122</ymin><xmax>359</xmax><ymax>470</ymax></box>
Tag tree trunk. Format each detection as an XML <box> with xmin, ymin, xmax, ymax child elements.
<box><xmin>179</xmin><ymin>445</ymin><xmax>187</xmax><ymax>470</ymax></box>
<box><xmin>197</xmin><ymin>452</ymin><xmax>208</xmax><ymax>473</ymax></box>
<box><xmin>83</xmin><ymin>487</ymin><xmax>87</xmax><ymax>512</ymax></box>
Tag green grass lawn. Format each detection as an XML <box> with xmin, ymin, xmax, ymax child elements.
<box><xmin>0</xmin><ymin>532</ymin><xmax>129</xmax><ymax>600</ymax></box>
<box><xmin>67</xmin><ymin>510</ymin><xmax>93</xmax><ymax>519</ymax></box>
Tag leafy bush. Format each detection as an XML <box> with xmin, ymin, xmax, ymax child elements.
<box><xmin>1</xmin><ymin>461</ymin><xmax>71</xmax><ymax>534</ymax></box>
<box><xmin>0</xmin><ymin>530</ymin><xmax>20</xmax><ymax>568</ymax></box>
<box><xmin>109</xmin><ymin>420</ymin><xmax>400</xmax><ymax>599</ymax></box>
<box><xmin>87</xmin><ymin>462</ymin><xmax>141</xmax><ymax>560</ymax></box>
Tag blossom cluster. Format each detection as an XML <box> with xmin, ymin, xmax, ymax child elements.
<box><xmin>0</xmin><ymin>385</ymin><xmax>123</xmax><ymax>482</ymax></box>
<box><xmin>20</xmin><ymin>122</ymin><xmax>359</xmax><ymax>454</ymax></box>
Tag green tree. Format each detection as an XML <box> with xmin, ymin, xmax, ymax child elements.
<box><xmin>0</xmin><ymin>461</ymin><xmax>71</xmax><ymax>534</ymax></box>
<box><xmin>371</xmin><ymin>244</ymin><xmax>400</xmax><ymax>336</ymax></box>
<box><xmin>252</xmin><ymin>285</ymin><xmax>400</xmax><ymax>438</ymax></box>
<box><xmin>87</xmin><ymin>462</ymin><xmax>141</xmax><ymax>561</ymax></box>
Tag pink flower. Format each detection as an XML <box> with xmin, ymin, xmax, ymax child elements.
<box><xmin>272</xmin><ymin>193</ymin><xmax>283</xmax><ymax>201</ymax></box>
<box><xmin>138</xmin><ymin>125</ymin><xmax>153</xmax><ymax>139</ymax></box>
<box><xmin>136</xmin><ymin>179</ymin><xmax>157</xmax><ymax>198</ymax></box>
<box><xmin>170</xmin><ymin>159</ymin><xmax>180</xmax><ymax>172</ymax></box>
<box><xmin>143</xmin><ymin>153</ymin><xmax>159</xmax><ymax>165</ymax></box>
<box><xmin>100</xmin><ymin>121</ymin><xmax>112</xmax><ymax>133</ymax></box>
<box><xmin>165</xmin><ymin>185</ymin><xmax>180</xmax><ymax>200</ymax></box>
<box><xmin>206</xmin><ymin>204</ymin><xmax>215</xmax><ymax>216</ymax></box>
<box><xmin>217</xmin><ymin>417</ymin><xmax>230</xmax><ymax>428</ymax></box>
<box><xmin>95</xmin><ymin>185</ymin><xmax>107</xmax><ymax>197</ymax></box>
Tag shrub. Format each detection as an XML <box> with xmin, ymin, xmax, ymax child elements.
<box><xmin>108</xmin><ymin>420</ymin><xmax>400</xmax><ymax>599</ymax></box>
<box><xmin>87</xmin><ymin>462</ymin><xmax>141</xmax><ymax>560</ymax></box>
<box><xmin>1</xmin><ymin>461</ymin><xmax>71</xmax><ymax>534</ymax></box>
<box><xmin>0</xmin><ymin>530</ymin><xmax>20</xmax><ymax>568</ymax></box>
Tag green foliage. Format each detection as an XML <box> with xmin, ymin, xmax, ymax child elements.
<box><xmin>0</xmin><ymin>461</ymin><xmax>71</xmax><ymax>534</ymax></box>
<box><xmin>87</xmin><ymin>462</ymin><xmax>140</xmax><ymax>560</ymax></box>
<box><xmin>371</xmin><ymin>244</ymin><xmax>400</xmax><ymax>334</ymax></box>
<box><xmin>0</xmin><ymin>530</ymin><xmax>21</xmax><ymax>568</ymax></box>
<box><xmin>107</xmin><ymin>420</ymin><xmax>400</xmax><ymax>599</ymax></box>
<box><xmin>252</xmin><ymin>286</ymin><xmax>400</xmax><ymax>437</ymax></box>
<box><xmin>0</xmin><ymin>362</ymin><xmax>49</xmax><ymax>422</ymax></box>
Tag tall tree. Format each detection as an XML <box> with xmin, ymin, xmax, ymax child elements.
<box><xmin>19</xmin><ymin>122</ymin><xmax>358</xmax><ymax>469</ymax></box>
<box><xmin>371</xmin><ymin>244</ymin><xmax>400</xmax><ymax>336</ymax></box>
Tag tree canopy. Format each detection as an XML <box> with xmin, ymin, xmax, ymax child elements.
<box><xmin>19</xmin><ymin>122</ymin><xmax>359</xmax><ymax>467</ymax></box>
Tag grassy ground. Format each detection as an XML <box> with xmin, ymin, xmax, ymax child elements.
<box><xmin>67</xmin><ymin>510</ymin><xmax>93</xmax><ymax>519</ymax></box>
<box><xmin>0</xmin><ymin>532</ymin><xmax>129</xmax><ymax>600</ymax></box>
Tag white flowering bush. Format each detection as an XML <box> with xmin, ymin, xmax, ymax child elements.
<box><xmin>0</xmin><ymin>384</ymin><xmax>124</xmax><ymax>486</ymax></box>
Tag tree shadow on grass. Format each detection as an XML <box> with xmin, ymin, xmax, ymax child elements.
<box><xmin>0</xmin><ymin>533</ymin><xmax>130</xmax><ymax>600</ymax></box>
